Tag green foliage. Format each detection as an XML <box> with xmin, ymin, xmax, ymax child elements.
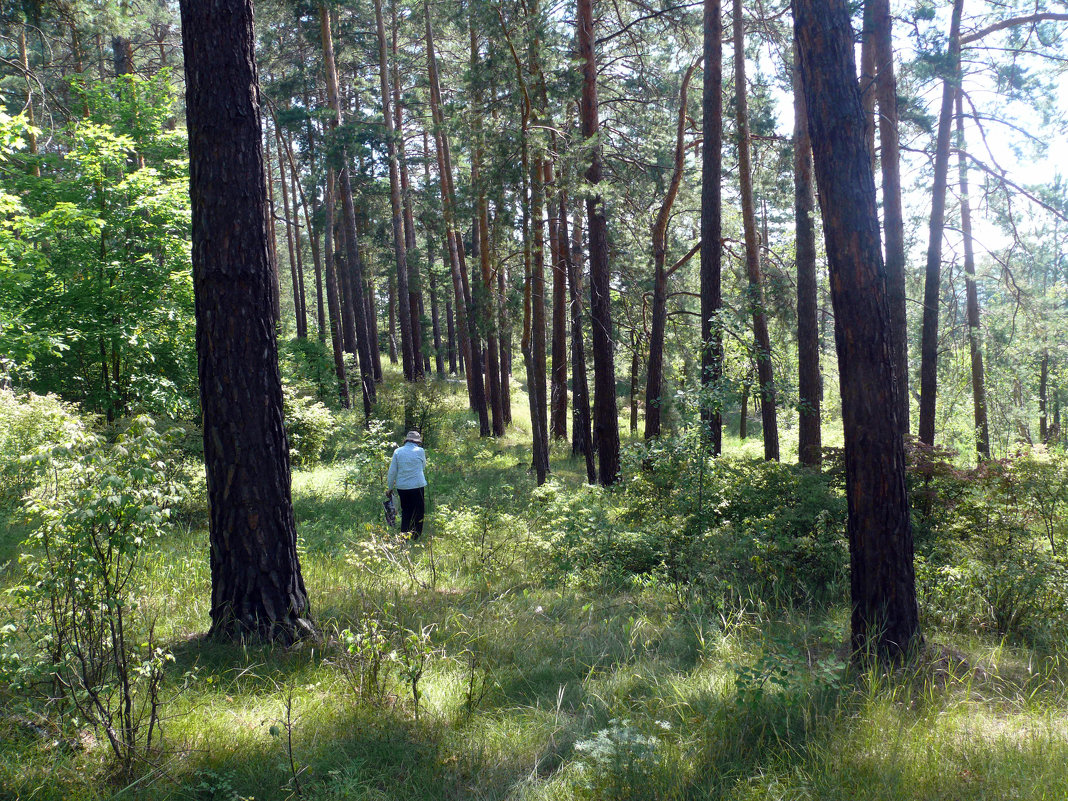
<box><xmin>282</xmin><ymin>384</ymin><xmax>336</xmax><ymax>468</ymax></box>
<box><xmin>0</xmin><ymin>388</ymin><xmax>87</xmax><ymax>506</ymax></box>
<box><xmin>910</xmin><ymin>443</ymin><xmax>1068</xmax><ymax>644</ymax></box>
<box><xmin>572</xmin><ymin>718</ymin><xmax>669</xmax><ymax>800</ymax></box>
<box><xmin>280</xmin><ymin>337</ymin><xmax>338</xmax><ymax>407</ymax></box>
<box><xmin>2</xmin><ymin>76</ymin><xmax>194</xmax><ymax>419</ymax></box>
<box><xmin>11</xmin><ymin>415</ymin><xmax>182</xmax><ymax>776</ymax></box>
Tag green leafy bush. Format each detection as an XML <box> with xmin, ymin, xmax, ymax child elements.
<box><xmin>12</xmin><ymin>415</ymin><xmax>181</xmax><ymax>775</ymax></box>
<box><xmin>283</xmin><ymin>384</ymin><xmax>336</xmax><ymax>468</ymax></box>
<box><xmin>0</xmin><ymin>388</ymin><xmax>87</xmax><ymax>506</ymax></box>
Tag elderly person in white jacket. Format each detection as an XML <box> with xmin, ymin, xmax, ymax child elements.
<box><xmin>386</xmin><ymin>430</ymin><xmax>428</xmax><ymax>539</ymax></box>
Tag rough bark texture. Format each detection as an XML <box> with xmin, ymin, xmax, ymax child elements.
<box><xmin>794</xmin><ymin>44</ymin><xmax>821</xmax><ymax>467</ymax></box>
<box><xmin>701</xmin><ymin>0</ymin><xmax>724</xmax><ymax>454</ymax></box>
<box><xmin>180</xmin><ymin>0</ymin><xmax>313</xmax><ymax>643</ymax></box>
<box><xmin>578</xmin><ymin>0</ymin><xmax>620</xmax><ymax>485</ymax></box>
<box><xmin>795</xmin><ymin>0</ymin><xmax>920</xmax><ymax>663</ymax></box>
<box><xmin>955</xmin><ymin>91</ymin><xmax>990</xmax><ymax>460</ymax></box>
<box><xmin>918</xmin><ymin>0</ymin><xmax>964</xmax><ymax>447</ymax></box>
<box><xmin>872</xmin><ymin>0</ymin><xmax>909</xmax><ymax>435</ymax></box>
<box><xmin>734</xmin><ymin>0</ymin><xmax>778</xmax><ymax>461</ymax></box>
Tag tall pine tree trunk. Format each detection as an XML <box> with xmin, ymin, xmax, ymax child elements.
<box><xmin>324</xmin><ymin>170</ymin><xmax>351</xmax><ymax>408</ymax></box>
<box><xmin>578</xmin><ymin>0</ymin><xmax>620</xmax><ymax>485</ymax></box>
<box><xmin>872</xmin><ymin>0</ymin><xmax>909</xmax><ymax>435</ymax></box>
<box><xmin>734</xmin><ymin>0</ymin><xmax>778</xmax><ymax>461</ymax></box>
<box><xmin>374</xmin><ymin>0</ymin><xmax>416</xmax><ymax>380</ymax></box>
<box><xmin>794</xmin><ymin>45</ymin><xmax>821</xmax><ymax>466</ymax></box>
<box><xmin>179</xmin><ymin>0</ymin><xmax>312</xmax><ymax>643</ymax></box>
<box><xmin>918</xmin><ymin>0</ymin><xmax>964</xmax><ymax>446</ymax></box>
<box><xmin>955</xmin><ymin>90</ymin><xmax>990</xmax><ymax>460</ymax></box>
<box><xmin>795</xmin><ymin>0</ymin><xmax>920</xmax><ymax>663</ymax></box>
<box><xmin>701</xmin><ymin>0</ymin><xmax>724</xmax><ymax>454</ymax></box>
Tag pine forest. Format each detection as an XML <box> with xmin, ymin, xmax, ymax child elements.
<box><xmin>1</xmin><ymin>0</ymin><xmax>1068</xmax><ymax>798</ymax></box>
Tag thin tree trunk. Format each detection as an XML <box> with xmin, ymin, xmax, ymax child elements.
<box><xmin>1040</xmin><ymin>349</ymin><xmax>1050</xmax><ymax>444</ymax></box>
<box><xmin>426</xmin><ymin>0</ymin><xmax>489</xmax><ymax>432</ymax></box>
<box><xmin>872</xmin><ymin>0</ymin><xmax>910</xmax><ymax>435</ymax></box>
<box><xmin>567</xmin><ymin>201</ymin><xmax>596</xmax><ymax>482</ymax></box>
<box><xmin>394</xmin><ymin>4</ymin><xmax>425</xmax><ymax>378</ymax></box>
<box><xmin>578</xmin><ymin>0</ymin><xmax>620</xmax><ymax>485</ymax></box>
<box><xmin>548</xmin><ymin>157</ymin><xmax>569</xmax><ymax>441</ymax></box>
<box><xmin>630</xmin><ymin>332</ymin><xmax>640</xmax><ymax>433</ymax></box>
<box><xmin>645</xmin><ymin>58</ymin><xmax>699</xmax><ymax>439</ymax></box>
<box><xmin>918</xmin><ymin>0</ymin><xmax>964</xmax><ymax>447</ymax></box>
<box><xmin>324</xmin><ymin>171</ymin><xmax>351</xmax><ymax>408</ymax></box>
<box><xmin>794</xmin><ymin>45</ymin><xmax>821</xmax><ymax>466</ymax></box>
<box><xmin>275</xmin><ymin>125</ymin><xmax>306</xmax><ymax>338</ymax></box>
<box><xmin>388</xmin><ymin>271</ymin><xmax>398</xmax><ymax>363</ymax></box>
<box><xmin>733</xmin><ymin>0</ymin><xmax>778</xmax><ymax>461</ymax></box>
<box><xmin>263</xmin><ymin>126</ymin><xmax>282</xmax><ymax>325</ymax></box>
<box><xmin>701</xmin><ymin>0</ymin><xmax>724</xmax><ymax>455</ymax></box>
<box><xmin>321</xmin><ymin>4</ymin><xmax>374</xmax><ymax>417</ymax></box>
<box><xmin>795</xmin><ymin>0</ymin><xmax>920</xmax><ymax>663</ymax></box>
<box><xmin>955</xmin><ymin>90</ymin><xmax>990</xmax><ymax>460</ymax></box>
<box><xmin>471</xmin><ymin>22</ymin><xmax>505</xmax><ymax>434</ymax></box>
<box><xmin>374</xmin><ymin>0</ymin><xmax>416</xmax><ymax>380</ymax></box>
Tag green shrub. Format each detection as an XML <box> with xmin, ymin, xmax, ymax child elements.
<box><xmin>0</xmin><ymin>389</ymin><xmax>87</xmax><ymax>506</ymax></box>
<box><xmin>13</xmin><ymin>416</ymin><xmax>181</xmax><ymax>776</ymax></box>
<box><xmin>283</xmin><ymin>383</ymin><xmax>336</xmax><ymax>468</ymax></box>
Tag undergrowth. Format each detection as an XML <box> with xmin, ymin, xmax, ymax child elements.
<box><xmin>1</xmin><ymin>374</ymin><xmax>1068</xmax><ymax>800</ymax></box>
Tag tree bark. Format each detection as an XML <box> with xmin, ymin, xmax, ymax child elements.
<box><xmin>578</xmin><ymin>0</ymin><xmax>620</xmax><ymax>485</ymax></box>
<box><xmin>324</xmin><ymin>170</ymin><xmax>351</xmax><ymax>408</ymax></box>
<box><xmin>471</xmin><ymin>21</ymin><xmax>505</xmax><ymax>435</ymax></box>
<box><xmin>374</xmin><ymin>0</ymin><xmax>416</xmax><ymax>381</ymax></box>
<box><xmin>734</xmin><ymin>0</ymin><xmax>778</xmax><ymax>461</ymax></box>
<box><xmin>426</xmin><ymin>0</ymin><xmax>489</xmax><ymax>433</ymax></box>
<box><xmin>955</xmin><ymin>90</ymin><xmax>990</xmax><ymax>460</ymax></box>
<box><xmin>871</xmin><ymin>0</ymin><xmax>909</xmax><ymax>436</ymax></box>
<box><xmin>794</xmin><ymin>44</ymin><xmax>821</xmax><ymax>466</ymax></box>
<box><xmin>701</xmin><ymin>0</ymin><xmax>724</xmax><ymax>455</ymax></box>
<box><xmin>179</xmin><ymin>0</ymin><xmax>313</xmax><ymax>643</ymax></box>
<box><xmin>320</xmin><ymin>4</ymin><xmax>374</xmax><ymax>417</ymax></box>
<box><xmin>567</xmin><ymin>202</ymin><xmax>596</xmax><ymax>482</ymax></box>
<box><xmin>645</xmin><ymin>58</ymin><xmax>698</xmax><ymax>439</ymax></box>
<box><xmin>918</xmin><ymin>0</ymin><xmax>964</xmax><ymax>447</ymax></box>
<box><xmin>795</xmin><ymin>0</ymin><xmax>920</xmax><ymax>663</ymax></box>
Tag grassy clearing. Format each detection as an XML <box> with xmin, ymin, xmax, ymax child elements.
<box><xmin>2</xmin><ymin>376</ymin><xmax>1067</xmax><ymax>800</ymax></box>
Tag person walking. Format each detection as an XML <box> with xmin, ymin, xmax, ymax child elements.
<box><xmin>386</xmin><ymin>430</ymin><xmax>427</xmax><ymax>539</ymax></box>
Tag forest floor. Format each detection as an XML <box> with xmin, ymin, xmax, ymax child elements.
<box><xmin>2</xmin><ymin>374</ymin><xmax>1068</xmax><ymax>801</ymax></box>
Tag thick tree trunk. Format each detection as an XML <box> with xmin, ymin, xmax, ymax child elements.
<box><xmin>374</xmin><ymin>0</ymin><xmax>416</xmax><ymax>381</ymax></box>
<box><xmin>701</xmin><ymin>0</ymin><xmax>724</xmax><ymax>455</ymax></box>
<box><xmin>794</xmin><ymin>45</ymin><xmax>821</xmax><ymax>467</ymax></box>
<box><xmin>179</xmin><ymin>0</ymin><xmax>313</xmax><ymax>643</ymax></box>
<box><xmin>955</xmin><ymin>91</ymin><xmax>990</xmax><ymax>460</ymax></box>
<box><xmin>734</xmin><ymin>0</ymin><xmax>778</xmax><ymax>461</ymax></box>
<box><xmin>795</xmin><ymin>0</ymin><xmax>920</xmax><ymax>663</ymax></box>
<box><xmin>918</xmin><ymin>0</ymin><xmax>964</xmax><ymax>446</ymax></box>
<box><xmin>872</xmin><ymin>0</ymin><xmax>910</xmax><ymax>435</ymax></box>
<box><xmin>578</xmin><ymin>0</ymin><xmax>620</xmax><ymax>485</ymax></box>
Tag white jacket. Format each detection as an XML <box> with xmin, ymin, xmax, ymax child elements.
<box><xmin>387</xmin><ymin>442</ymin><xmax>427</xmax><ymax>491</ymax></box>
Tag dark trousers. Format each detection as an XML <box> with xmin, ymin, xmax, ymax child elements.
<box><xmin>397</xmin><ymin>486</ymin><xmax>425</xmax><ymax>538</ymax></box>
